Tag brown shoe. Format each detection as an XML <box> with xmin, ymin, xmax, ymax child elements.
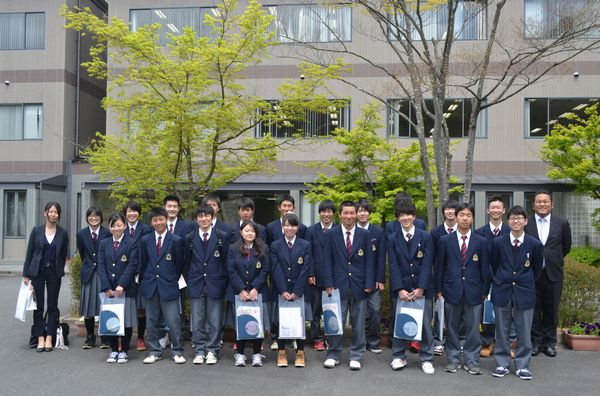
<box><xmin>295</xmin><ymin>350</ymin><xmax>305</xmax><ymax>367</ymax></box>
<box><xmin>277</xmin><ymin>350</ymin><xmax>288</xmax><ymax>367</ymax></box>
<box><xmin>480</xmin><ymin>344</ymin><xmax>494</xmax><ymax>357</ymax></box>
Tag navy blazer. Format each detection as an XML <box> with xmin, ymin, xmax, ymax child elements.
<box><xmin>490</xmin><ymin>234</ymin><xmax>543</xmax><ymax>310</ymax></box>
<box><xmin>214</xmin><ymin>219</ymin><xmax>234</xmax><ymax>237</ymax></box>
<box><xmin>230</xmin><ymin>222</ymin><xmax>267</xmax><ymax>244</ymax></box>
<box><xmin>524</xmin><ymin>214</ymin><xmax>572</xmax><ymax>282</ymax></box>
<box><xmin>97</xmin><ymin>236</ymin><xmax>138</xmax><ymax>297</ymax></box>
<box><xmin>266</xmin><ymin>218</ymin><xmax>307</xmax><ymax>245</ymax></box>
<box><xmin>125</xmin><ymin>222</ymin><xmax>152</xmax><ymax>245</ymax></box>
<box><xmin>305</xmin><ymin>222</ymin><xmax>336</xmax><ymax>287</ymax></box>
<box><xmin>270</xmin><ymin>237</ymin><xmax>312</xmax><ymax>298</ymax></box>
<box><xmin>325</xmin><ymin>225</ymin><xmax>375</xmax><ymax>301</ymax></box>
<box><xmin>139</xmin><ymin>232</ymin><xmax>185</xmax><ymax>301</ymax></box>
<box><xmin>385</xmin><ymin>218</ymin><xmax>427</xmax><ymax>236</ymax></box>
<box><xmin>76</xmin><ymin>226</ymin><xmax>111</xmax><ymax>284</ymax></box>
<box><xmin>23</xmin><ymin>224</ymin><xmax>69</xmax><ymax>278</ymax></box>
<box><xmin>170</xmin><ymin>219</ymin><xmax>196</xmax><ymax>238</ymax></box>
<box><xmin>475</xmin><ymin>223</ymin><xmax>510</xmax><ymax>241</ymax></box>
<box><xmin>364</xmin><ymin>224</ymin><xmax>386</xmax><ymax>283</ymax></box>
<box><xmin>387</xmin><ymin>228</ymin><xmax>434</xmax><ymax>298</ymax></box>
<box><xmin>184</xmin><ymin>228</ymin><xmax>230</xmax><ymax>299</ymax></box>
<box><xmin>436</xmin><ymin>232</ymin><xmax>491</xmax><ymax>306</ymax></box>
<box><xmin>430</xmin><ymin>223</ymin><xmax>456</xmax><ymax>258</ymax></box>
<box><xmin>226</xmin><ymin>244</ymin><xmax>271</xmax><ymax>302</ymax></box>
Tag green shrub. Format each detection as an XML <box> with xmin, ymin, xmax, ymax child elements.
<box><xmin>559</xmin><ymin>257</ymin><xmax>600</xmax><ymax>327</ymax></box>
<box><xmin>568</xmin><ymin>246</ymin><xmax>600</xmax><ymax>268</ymax></box>
<box><xmin>67</xmin><ymin>253</ymin><xmax>82</xmax><ymax>317</ymax></box>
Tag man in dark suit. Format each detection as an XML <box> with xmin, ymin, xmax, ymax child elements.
<box><xmin>524</xmin><ymin>190</ymin><xmax>572</xmax><ymax>357</ymax></box>
<box><xmin>266</xmin><ymin>194</ymin><xmax>307</xmax><ymax>244</ymax></box>
<box><xmin>230</xmin><ymin>197</ymin><xmax>267</xmax><ymax>243</ymax></box>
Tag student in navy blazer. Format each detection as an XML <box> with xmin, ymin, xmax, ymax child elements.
<box><xmin>436</xmin><ymin>202</ymin><xmax>491</xmax><ymax>374</ymax></box>
<box><xmin>202</xmin><ymin>193</ymin><xmax>234</xmax><ymax>237</ymax></box>
<box><xmin>490</xmin><ymin>206</ymin><xmax>543</xmax><ymax>379</ymax></box>
<box><xmin>77</xmin><ymin>206</ymin><xmax>111</xmax><ymax>349</ymax></box>
<box><xmin>139</xmin><ymin>207</ymin><xmax>186</xmax><ymax>364</ymax></box>
<box><xmin>98</xmin><ymin>214</ymin><xmax>139</xmax><ymax>363</ymax></box>
<box><xmin>386</xmin><ymin>192</ymin><xmax>427</xmax><ymax>235</ymax></box>
<box><xmin>230</xmin><ymin>197</ymin><xmax>267</xmax><ymax>243</ymax></box>
<box><xmin>266</xmin><ymin>194</ymin><xmax>307</xmax><ymax>244</ymax></box>
<box><xmin>226</xmin><ymin>220</ymin><xmax>271</xmax><ymax>367</ymax></box>
<box><xmin>22</xmin><ymin>202</ymin><xmax>69</xmax><ymax>352</ymax></box>
<box><xmin>164</xmin><ymin>194</ymin><xmax>195</xmax><ymax>237</ymax></box>
<box><xmin>387</xmin><ymin>201</ymin><xmax>435</xmax><ymax>373</ymax></box>
<box><xmin>323</xmin><ymin>201</ymin><xmax>375</xmax><ymax>371</ymax></box>
<box><xmin>184</xmin><ymin>204</ymin><xmax>230</xmax><ymax>364</ymax></box>
<box><xmin>305</xmin><ymin>199</ymin><xmax>336</xmax><ymax>350</ymax></box>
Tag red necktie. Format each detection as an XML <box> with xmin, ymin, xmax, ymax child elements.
<box><xmin>460</xmin><ymin>235</ymin><xmax>468</xmax><ymax>263</ymax></box>
<box><xmin>245</xmin><ymin>246</ymin><xmax>252</xmax><ymax>262</ymax></box>
<box><xmin>288</xmin><ymin>241</ymin><xmax>293</xmax><ymax>251</ymax></box>
<box><xmin>113</xmin><ymin>240</ymin><xmax>119</xmax><ymax>252</ymax></box>
<box><xmin>157</xmin><ymin>235</ymin><xmax>162</xmax><ymax>255</ymax></box>
<box><xmin>513</xmin><ymin>239</ymin><xmax>520</xmax><ymax>249</ymax></box>
<box><xmin>130</xmin><ymin>227</ymin><xmax>135</xmax><ymax>238</ymax></box>
<box><xmin>203</xmin><ymin>232</ymin><xmax>208</xmax><ymax>242</ymax></box>
<box><xmin>493</xmin><ymin>228</ymin><xmax>499</xmax><ymax>236</ymax></box>
<box><xmin>406</xmin><ymin>233</ymin><xmax>412</xmax><ymax>242</ymax></box>
<box><xmin>346</xmin><ymin>231</ymin><xmax>352</xmax><ymax>255</ymax></box>
<box><xmin>323</xmin><ymin>227</ymin><xmax>329</xmax><ymax>234</ymax></box>
<box><xmin>92</xmin><ymin>231</ymin><xmax>97</xmax><ymax>241</ymax></box>
<box><xmin>169</xmin><ymin>223</ymin><xmax>174</xmax><ymax>234</ymax></box>
<box><xmin>448</xmin><ymin>227</ymin><xmax>453</xmax><ymax>234</ymax></box>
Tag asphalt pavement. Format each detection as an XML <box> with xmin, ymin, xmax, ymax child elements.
<box><xmin>1</xmin><ymin>273</ymin><xmax>598</xmax><ymax>396</ymax></box>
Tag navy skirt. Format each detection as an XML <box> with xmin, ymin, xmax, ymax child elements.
<box><xmin>80</xmin><ymin>271</ymin><xmax>101</xmax><ymax>317</ymax></box>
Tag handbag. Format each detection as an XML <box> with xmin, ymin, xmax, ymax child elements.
<box><xmin>394</xmin><ymin>297</ymin><xmax>425</xmax><ymax>341</ymax></box>
<box><xmin>234</xmin><ymin>294</ymin><xmax>264</xmax><ymax>340</ymax></box>
<box><xmin>98</xmin><ymin>293</ymin><xmax>125</xmax><ymax>336</ymax></box>
<box><xmin>278</xmin><ymin>295</ymin><xmax>305</xmax><ymax>339</ymax></box>
<box><xmin>322</xmin><ymin>289</ymin><xmax>344</xmax><ymax>336</ymax></box>
<box><xmin>15</xmin><ymin>281</ymin><xmax>35</xmax><ymax>322</ymax></box>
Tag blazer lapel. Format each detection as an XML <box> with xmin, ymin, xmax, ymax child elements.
<box><xmin>451</xmin><ymin>234</ymin><xmax>462</xmax><ymax>262</ymax></box>
<box><xmin>409</xmin><ymin>232</ymin><xmax>421</xmax><ymax>260</ymax></box>
<box><xmin>206</xmin><ymin>232</ymin><xmax>218</xmax><ymax>260</ymax></box>
<box><xmin>395</xmin><ymin>235</ymin><xmax>410</xmax><ymax>262</ymax></box>
<box><xmin>159</xmin><ymin>233</ymin><xmax>172</xmax><ymax>261</ymax></box>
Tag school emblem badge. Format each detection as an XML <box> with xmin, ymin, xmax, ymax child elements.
<box><xmin>166</xmin><ymin>253</ymin><xmax>172</xmax><ymax>261</ymax></box>
<box><xmin>256</xmin><ymin>261</ymin><xmax>262</xmax><ymax>269</ymax></box>
<box><xmin>120</xmin><ymin>255</ymin><xmax>127</xmax><ymax>262</ymax></box>
<box><xmin>297</xmin><ymin>257</ymin><xmax>304</xmax><ymax>265</ymax></box>
<box><xmin>417</xmin><ymin>251</ymin><xmax>423</xmax><ymax>258</ymax></box>
<box><xmin>214</xmin><ymin>250</ymin><xmax>220</xmax><ymax>258</ymax></box>
<box><xmin>524</xmin><ymin>260</ymin><xmax>531</xmax><ymax>268</ymax></box>
<box><xmin>472</xmin><ymin>254</ymin><xmax>479</xmax><ymax>262</ymax></box>
<box><xmin>358</xmin><ymin>249</ymin><xmax>364</xmax><ymax>257</ymax></box>
<box><xmin>372</xmin><ymin>244</ymin><xmax>377</xmax><ymax>252</ymax></box>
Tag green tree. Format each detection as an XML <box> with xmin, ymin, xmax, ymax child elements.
<box><xmin>541</xmin><ymin>104</ymin><xmax>600</xmax><ymax>231</ymax></box>
<box><xmin>61</xmin><ymin>0</ymin><xmax>339</xmax><ymax>211</ymax></box>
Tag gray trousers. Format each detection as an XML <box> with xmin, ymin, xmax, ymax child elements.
<box><xmin>189</xmin><ymin>292</ymin><xmax>224</xmax><ymax>357</ymax></box>
<box><xmin>445</xmin><ymin>300</ymin><xmax>482</xmax><ymax>367</ymax></box>
<box><xmin>365</xmin><ymin>289</ymin><xmax>381</xmax><ymax>348</ymax></box>
<box><xmin>494</xmin><ymin>294</ymin><xmax>533</xmax><ymax>371</ymax></box>
<box><xmin>391</xmin><ymin>297</ymin><xmax>434</xmax><ymax>362</ymax></box>
<box><xmin>325</xmin><ymin>290</ymin><xmax>367</xmax><ymax>362</ymax></box>
<box><xmin>145</xmin><ymin>293</ymin><xmax>183</xmax><ymax>357</ymax></box>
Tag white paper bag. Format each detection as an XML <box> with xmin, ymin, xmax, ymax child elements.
<box><xmin>15</xmin><ymin>281</ymin><xmax>35</xmax><ymax>322</ymax></box>
<box><xmin>278</xmin><ymin>296</ymin><xmax>305</xmax><ymax>339</ymax></box>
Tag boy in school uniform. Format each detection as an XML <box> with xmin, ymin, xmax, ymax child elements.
<box><xmin>139</xmin><ymin>207</ymin><xmax>186</xmax><ymax>364</ymax></box>
<box><xmin>474</xmin><ymin>196</ymin><xmax>510</xmax><ymax>357</ymax></box>
<box><xmin>436</xmin><ymin>202</ymin><xmax>491</xmax><ymax>375</ymax></box>
<box><xmin>385</xmin><ymin>192</ymin><xmax>427</xmax><ymax>234</ymax></box>
<box><xmin>356</xmin><ymin>199</ymin><xmax>386</xmax><ymax>354</ymax></box>
<box><xmin>230</xmin><ymin>197</ymin><xmax>267</xmax><ymax>243</ymax></box>
<box><xmin>322</xmin><ymin>201</ymin><xmax>375</xmax><ymax>371</ymax></box>
<box><xmin>202</xmin><ymin>193</ymin><xmax>234</xmax><ymax>236</ymax></box>
<box><xmin>266</xmin><ymin>194</ymin><xmax>307</xmax><ymax>244</ymax></box>
<box><xmin>388</xmin><ymin>201</ymin><xmax>435</xmax><ymax>374</ymax></box>
<box><xmin>305</xmin><ymin>200</ymin><xmax>337</xmax><ymax>351</ymax></box>
<box><xmin>490</xmin><ymin>206</ymin><xmax>543</xmax><ymax>380</ymax></box>
<box><xmin>185</xmin><ymin>204</ymin><xmax>230</xmax><ymax>365</ymax></box>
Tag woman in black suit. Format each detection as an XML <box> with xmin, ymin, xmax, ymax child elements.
<box><xmin>22</xmin><ymin>202</ymin><xmax>69</xmax><ymax>352</ymax></box>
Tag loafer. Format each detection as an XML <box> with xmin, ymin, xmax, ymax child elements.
<box><xmin>143</xmin><ymin>355</ymin><xmax>162</xmax><ymax>364</ymax></box>
<box><xmin>349</xmin><ymin>360</ymin><xmax>361</xmax><ymax>370</ymax></box>
<box><xmin>516</xmin><ymin>369</ymin><xmax>533</xmax><ymax>380</ymax></box>
<box><xmin>531</xmin><ymin>345</ymin><xmax>540</xmax><ymax>356</ymax></box>
<box><xmin>173</xmin><ymin>355</ymin><xmax>186</xmax><ymax>364</ymax></box>
<box><xmin>323</xmin><ymin>358</ymin><xmax>340</xmax><ymax>368</ymax></box>
<box><xmin>543</xmin><ymin>346</ymin><xmax>557</xmax><ymax>357</ymax></box>
<box><xmin>493</xmin><ymin>367</ymin><xmax>510</xmax><ymax>378</ymax></box>
<box><xmin>205</xmin><ymin>352</ymin><xmax>217</xmax><ymax>365</ymax></box>
<box><xmin>444</xmin><ymin>363</ymin><xmax>460</xmax><ymax>373</ymax></box>
<box><xmin>391</xmin><ymin>358</ymin><xmax>408</xmax><ymax>371</ymax></box>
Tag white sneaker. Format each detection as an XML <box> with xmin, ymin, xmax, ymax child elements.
<box><xmin>143</xmin><ymin>355</ymin><xmax>162</xmax><ymax>364</ymax></box>
<box><xmin>205</xmin><ymin>352</ymin><xmax>217</xmax><ymax>365</ymax></box>
<box><xmin>106</xmin><ymin>352</ymin><xmax>118</xmax><ymax>363</ymax></box>
<box><xmin>323</xmin><ymin>358</ymin><xmax>340</xmax><ymax>368</ymax></box>
<box><xmin>193</xmin><ymin>355</ymin><xmax>205</xmax><ymax>365</ymax></box>
<box><xmin>173</xmin><ymin>355</ymin><xmax>186</xmax><ymax>364</ymax></box>
<box><xmin>234</xmin><ymin>353</ymin><xmax>247</xmax><ymax>367</ymax></box>
<box><xmin>117</xmin><ymin>352</ymin><xmax>128</xmax><ymax>364</ymax></box>
<box><xmin>433</xmin><ymin>345</ymin><xmax>444</xmax><ymax>356</ymax></box>
<box><xmin>422</xmin><ymin>361</ymin><xmax>435</xmax><ymax>375</ymax></box>
<box><xmin>349</xmin><ymin>360</ymin><xmax>361</xmax><ymax>370</ymax></box>
<box><xmin>159</xmin><ymin>333</ymin><xmax>170</xmax><ymax>349</ymax></box>
<box><xmin>252</xmin><ymin>353</ymin><xmax>264</xmax><ymax>367</ymax></box>
<box><xmin>391</xmin><ymin>358</ymin><xmax>408</xmax><ymax>371</ymax></box>
<box><xmin>270</xmin><ymin>340</ymin><xmax>278</xmax><ymax>351</ymax></box>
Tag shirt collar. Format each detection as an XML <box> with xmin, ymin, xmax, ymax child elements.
<box><xmin>535</xmin><ymin>213</ymin><xmax>551</xmax><ymax>223</ymax></box>
<box><xmin>510</xmin><ymin>232</ymin><xmax>525</xmax><ymax>245</ymax></box>
<box><xmin>402</xmin><ymin>226</ymin><xmax>416</xmax><ymax>239</ymax></box>
<box><xmin>357</xmin><ymin>222</ymin><xmax>370</xmax><ymax>230</ymax></box>
<box><xmin>285</xmin><ymin>236</ymin><xmax>297</xmax><ymax>246</ymax></box>
<box><xmin>155</xmin><ymin>230</ymin><xmax>167</xmax><ymax>240</ymax></box>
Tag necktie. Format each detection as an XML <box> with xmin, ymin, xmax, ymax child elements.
<box><xmin>406</xmin><ymin>233</ymin><xmax>412</xmax><ymax>242</ymax></box>
<box><xmin>130</xmin><ymin>227</ymin><xmax>135</xmax><ymax>238</ymax></box>
<box><xmin>92</xmin><ymin>231</ymin><xmax>97</xmax><ymax>241</ymax></box>
<box><xmin>169</xmin><ymin>223</ymin><xmax>174</xmax><ymax>234</ymax></box>
<box><xmin>493</xmin><ymin>228</ymin><xmax>499</xmax><ymax>236</ymax></box>
<box><xmin>113</xmin><ymin>240</ymin><xmax>119</xmax><ymax>252</ymax></box>
<box><xmin>513</xmin><ymin>239</ymin><xmax>520</xmax><ymax>249</ymax></box>
<box><xmin>538</xmin><ymin>218</ymin><xmax>548</xmax><ymax>245</ymax></box>
<box><xmin>288</xmin><ymin>241</ymin><xmax>293</xmax><ymax>251</ymax></box>
<box><xmin>460</xmin><ymin>235</ymin><xmax>468</xmax><ymax>263</ymax></box>
<box><xmin>323</xmin><ymin>227</ymin><xmax>329</xmax><ymax>234</ymax></box>
<box><xmin>203</xmin><ymin>232</ymin><xmax>208</xmax><ymax>243</ymax></box>
<box><xmin>513</xmin><ymin>239</ymin><xmax>520</xmax><ymax>260</ymax></box>
<box><xmin>245</xmin><ymin>246</ymin><xmax>252</xmax><ymax>262</ymax></box>
<box><xmin>346</xmin><ymin>231</ymin><xmax>352</xmax><ymax>255</ymax></box>
<box><xmin>157</xmin><ymin>235</ymin><xmax>162</xmax><ymax>255</ymax></box>
<box><xmin>448</xmin><ymin>227</ymin><xmax>453</xmax><ymax>234</ymax></box>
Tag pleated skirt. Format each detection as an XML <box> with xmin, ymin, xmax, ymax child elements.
<box><xmin>123</xmin><ymin>296</ymin><xmax>138</xmax><ymax>328</ymax></box>
<box><xmin>79</xmin><ymin>271</ymin><xmax>101</xmax><ymax>317</ymax></box>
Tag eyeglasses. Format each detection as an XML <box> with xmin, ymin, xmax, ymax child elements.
<box><xmin>509</xmin><ymin>216</ymin><xmax>525</xmax><ymax>222</ymax></box>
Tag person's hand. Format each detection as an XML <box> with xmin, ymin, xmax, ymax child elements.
<box><xmin>436</xmin><ymin>292</ymin><xmax>444</xmax><ymax>300</ymax></box>
<box><xmin>325</xmin><ymin>287</ymin><xmax>334</xmax><ymax>296</ymax></box>
<box><xmin>239</xmin><ymin>290</ymin><xmax>249</xmax><ymax>302</ymax></box>
<box><xmin>115</xmin><ymin>285</ymin><xmax>124</xmax><ymax>297</ymax></box>
<box><xmin>399</xmin><ymin>289</ymin><xmax>410</xmax><ymax>301</ymax></box>
<box><xmin>376</xmin><ymin>282</ymin><xmax>385</xmax><ymax>291</ymax></box>
<box><xmin>248</xmin><ymin>288</ymin><xmax>259</xmax><ymax>301</ymax></box>
<box><xmin>282</xmin><ymin>291</ymin><xmax>291</xmax><ymax>300</ymax></box>
<box><xmin>290</xmin><ymin>293</ymin><xmax>298</xmax><ymax>301</ymax></box>
<box><xmin>409</xmin><ymin>288</ymin><xmax>424</xmax><ymax>300</ymax></box>
<box><xmin>22</xmin><ymin>277</ymin><xmax>30</xmax><ymax>286</ymax></box>
<box><xmin>106</xmin><ymin>289</ymin><xmax>114</xmax><ymax>298</ymax></box>
<box><xmin>308</xmin><ymin>276</ymin><xmax>316</xmax><ymax>286</ymax></box>
<box><xmin>364</xmin><ymin>288</ymin><xmax>373</xmax><ymax>293</ymax></box>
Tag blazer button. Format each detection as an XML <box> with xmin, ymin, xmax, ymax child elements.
<box><xmin>462</xmin><ymin>277</ymin><xmax>465</xmax><ymax>280</ymax></box>
<box><xmin>512</xmin><ymin>281</ymin><xmax>516</xmax><ymax>285</ymax></box>
<box><xmin>157</xmin><ymin>265</ymin><xmax>160</xmax><ymax>268</ymax></box>
<box><xmin>93</xmin><ymin>263</ymin><xmax>96</xmax><ymax>266</ymax></box>
<box><xmin>204</xmin><ymin>263</ymin><xmax>207</xmax><ymax>266</ymax></box>
<box><xmin>287</xmin><ymin>278</ymin><xmax>291</xmax><ymax>282</ymax></box>
<box><xmin>348</xmin><ymin>272</ymin><xmax>352</xmax><ymax>276</ymax></box>
<box><xmin>347</xmin><ymin>262</ymin><xmax>351</xmax><ymax>265</ymax></box>
<box><xmin>410</xmin><ymin>263</ymin><xmax>413</xmax><ymax>267</ymax></box>
<box><xmin>157</xmin><ymin>274</ymin><xmax>160</xmax><ymax>278</ymax></box>
<box><xmin>112</xmin><ymin>273</ymin><xmax>115</xmax><ymax>277</ymax></box>
<box><xmin>288</xmin><ymin>267</ymin><xmax>291</xmax><ymax>271</ymax></box>
<box><xmin>112</xmin><ymin>263</ymin><xmax>116</xmax><ymax>267</ymax></box>
<box><xmin>92</xmin><ymin>253</ymin><xmax>96</xmax><ymax>256</ymax></box>
<box><xmin>513</xmin><ymin>271</ymin><xmax>517</xmax><ymax>275</ymax></box>
<box><xmin>246</xmin><ymin>271</ymin><xmax>249</xmax><ymax>274</ymax></box>
<box><xmin>411</xmin><ymin>274</ymin><xmax>415</xmax><ymax>277</ymax></box>
<box><xmin>204</xmin><ymin>274</ymin><xmax>207</xmax><ymax>277</ymax></box>
<box><xmin>245</xmin><ymin>281</ymin><xmax>249</xmax><ymax>285</ymax></box>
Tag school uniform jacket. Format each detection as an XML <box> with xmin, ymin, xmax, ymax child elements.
<box><xmin>436</xmin><ymin>232</ymin><xmax>491</xmax><ymax>306</ymax></box>
<box><xmin>270</xmin><ymin>237</ymin><xmax>312</xmax><ymax>298</ymax></box>
<box><xmin>324</xmin><ymin>225</ymin><xmax>375</xmax><ymax>301</ymax></box>
<box><xmin>125</xmin><ymin>222</ymin><xmax>152</xmax><ymax>245</ymax></box>
<box><xmin>184</xmin><ymin>228</ymin><xmax>230</xmax><ymax>299</ymax></box>
<box><xmin>305</xmin><ymin>222</ymin><xmax>336</xmax><ymax>288</ymax></box>
<box><xmin>214</xmin><ymin>219</ymin><xmax>234</xmax><ymax>237</ymax></box>
<box><xmin>76</xmin><ymin>226</ymin><xmax>111</xmax><ymax>284</ymax></box>
<box><xmin>97</xmin><ymin>236</ymin><xmax>139</xmax><ymax>297</ymax></box>
<box><xmin>139</xmin><ymin>232</ymin><xmax>185</xmax><ymax>301</ymax></box>
<box><xmin>170</xmin><ymin>219</ymin><xmax>196</xmax><ymax>238</ymax></box>
<box><xmin>22</xmin><ymin>224</ymin><xmax>69</xmax><ymax>278</ymax></box>
<box><xmin>474</xmin><ymin>223</ymin><xmax>510</xmax><ymax>241</ymax></box>
<box><xmin>490</xmin><ymin>234</ymin><xmax>543</xmax><ymax>310</ymax></box>
<box><xmin>226</xmin><ymin>244</ymin><xmax>271</xmax><ymax>302</ymax></box>
<box><xmin>364</xmin><ymin>224</ymin><xmax>386</xmax><ymax>284</ymax></box>
<box><xmin>387</xmin><ymin>228</ymin><xmax>434</xmax><ymax>298</ymax></box>
<box><xmin>266</xmin><ymin>219</ymin><xmax>307</xmax><ymax>245</ymax></box>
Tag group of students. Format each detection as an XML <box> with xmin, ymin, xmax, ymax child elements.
<box><xmin>22</xmin><ymin>190</ymin><xmax>569</xmax><ymax>379</ymax></box>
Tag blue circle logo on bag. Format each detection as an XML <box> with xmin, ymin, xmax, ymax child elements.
<box><xmin>237</xmin><ymin>314</ymin><xmax>260</xmax><ymax>338</ymax></box>
<box><xmin>100</xmin><ymin>311</ymin><xmax>121</xmax><ymax>335</ymax></box>
<box><xmin>323</xmin><ymin>310</ymin><xmax>339</xmax><ymax>332</ymax></box>
<box><xmin>397</xmin><ymin>313</ymin><xmax>418</xmax><ymax>339</ymax></box>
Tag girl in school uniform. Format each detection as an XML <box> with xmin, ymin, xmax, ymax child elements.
<box><xmin>270</xmin><ymin>213</ymin><xmax>313</xmax><ymax>368</ymax></box>
<box><xmin>226</xmin><ymin>220</ymin><xmax>271</xmax><ymax>367</ymax></box>
<box><xmin>76</xmin><ymin>207</ymin><xmax>111</xmax><ymax>349</ymax></box>
<box><xmin>97</xmin><ymin>214</ymin><xmax>138</xmax><ymax>363</ymax></box>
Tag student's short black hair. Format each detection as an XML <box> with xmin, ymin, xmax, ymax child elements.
<box><xmin>318</xmin><ymin>199</ymin><xmax>336</xmax><ymax>213</ymax></box>
<box><xmin>44</xmin><ymin>201</ymin><xmax>62</xmax><ymax>220</ymax></box>
<box><xmin>338</xmin><ymin>200</ymin><xmax>357</xmax><ymax>214</ymax></box>
<box><xmin>123</xmin><ymin>201</ymin><xmax>142</xmax><ymax>215</ymax></box>
<box><xmin>86</xmin><ymin>206</ymin><xmax>103</xmax><ymax>223</ymax></box>
<box><xmin>201</xmin><ymin>193</ymin><xmax>222</xmax><ymax>209</ymax></box>
<box><xmin>395</xmin><ymin>201</ymin><xmax>416</xmax><ymax>217</ymax></box>
<box><xmin>163</xmin><ymin>194</ymin><xmax>181</xmax><ymax>205</ymax></box>
<box><xmin>507</xmin><ymin>205</ymin><xmax>528</xmax><ymax>219</ymax></box>
<box><xmin>394</xmin><ymin>191</ymin><xmax>414</xmax><ymax>205</ymax></box>
<box><xmin>534</xmin><ymin>189</ymin><xmax>552</xmax><ymax>202</ymax></box>
<box><xmin>108</xmin><ymin>213</ymin><xmax>126</xmax><ymax>227</ymax></box>
<box><xmin>194</xmin><ymin>204</ymin><xmax>215</xmax><ymax>219</ymax></box>
<box><xmin>237</xmin><ymin>197</ymin><xmax>255</xmax><ymax>211</ymax></box>
<box><xmin>148</xmin><ymin>207</ymin><xmax>168</xmax><ymax>220</ymax></box>
<box><xmin>282</xmin><ymin>212</ymin><xmax>299</xmax><ymax>227</ymax></box>
<box><xmin>277</xmin><ymin>194</ymin><xmax>295</xmax><ymax>207</ymax></box>
<box><xmin>455</xmin><ymin>202</ymin><xmax>475</xmax><ymax>217</ymax></box>
<box><xmin>441</xmin><ymin>199</ymin><xmax>460</xmax><ymax>211</ymax></box>
<box><xmin>356</xmin><ymin>198</ymin><xmax>372</xmax><ymax>214</ymax></box>
<box><xmin>488</xmin><ymin>195</ymin><xmax>505</xmax><ymax>208</ymax></box>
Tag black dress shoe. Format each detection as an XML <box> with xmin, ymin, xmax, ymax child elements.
<box><xmin>543</xmin><ymin>346</ymin><xmax>557</xmax><ymax>357</ymax></box>
<box><xmin>531</xmin><ymin>346</ymin><xmax>540</xmax><ymax>356</ymax></box>
<box><xmin>36</xmin><ymin>346</ymin><xmax>45</xmax><ymax>352</ymax></box>
<box><xmin>44</xmin><ymin>346</ymin><xmax>53</xmax><ymax>352</ymax></box>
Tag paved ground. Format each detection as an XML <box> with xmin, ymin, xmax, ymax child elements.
<box><xmin>1</xmin><ymin>273</ymin><xmax>598</xmax><ymax>396</ymax></box>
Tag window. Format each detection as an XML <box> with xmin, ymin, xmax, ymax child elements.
<box><xmin>130</xmin><ymin>8</ymin><xmax>216</xmax><ymax>45</ymax></box>
<box><xmin>0</xmin><ymin>13</ymin><xmax>44</xmax><ymax>50</ymax></box>
<box><xmin>387</xmin><ymin>99</ymin><xmax>486</xmax><ymax>138</ymax></box>
<box><xmin>525</xmin><ymin>97</ymin><xmax>598</xmax><ymax>137</ymax></box>
<box><xmin>256</xmin><ymin>101</ymin><xmax>350</xmax><ymax>138</ymax></box>
<box><xmin>266</xmin><ymin>4</ymin><xmax>351</xmax><ymax>42</ymax></box>
<box><xmin>4</xmin><ymin>191</ymin><xmax>26</xmax><ymax>238</ymax></box>
<box><xmin>524</xmin><ymin>0</ymin><xmax>600</xmax><ymax>39</ymax></box>
<box><xmin>0</xmin><ymin>104</ymin><xmax>43</xmax><ymax>140</ymax></box>
<box><xmin>389</xmin><ymin>0</ymin><xmax>487</xmax><ymax>41</ymax></box>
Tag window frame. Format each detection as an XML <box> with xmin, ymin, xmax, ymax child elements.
<box><xmin>0</xmin><ymin>103</ymin><xmax>44</xmax><ymax>141</ymax></box>
<box><xmin>524</xmin><ymin>97</ymin><xmax>599</xmax><ymax>138</ymax></box>
<box><xmin>0</xmin><ymin>12</ymin><xmax>45</xmax><ymax>50</ymax></box>
<box><xmin>4</xmin><ymin>190</ymin><xmax>27</xmax><ymax>239</ymax></box>
<box><xmin>523</xmin><ymin>0</ymin><xmax>600</xmax><ymax>39</ymax></box>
